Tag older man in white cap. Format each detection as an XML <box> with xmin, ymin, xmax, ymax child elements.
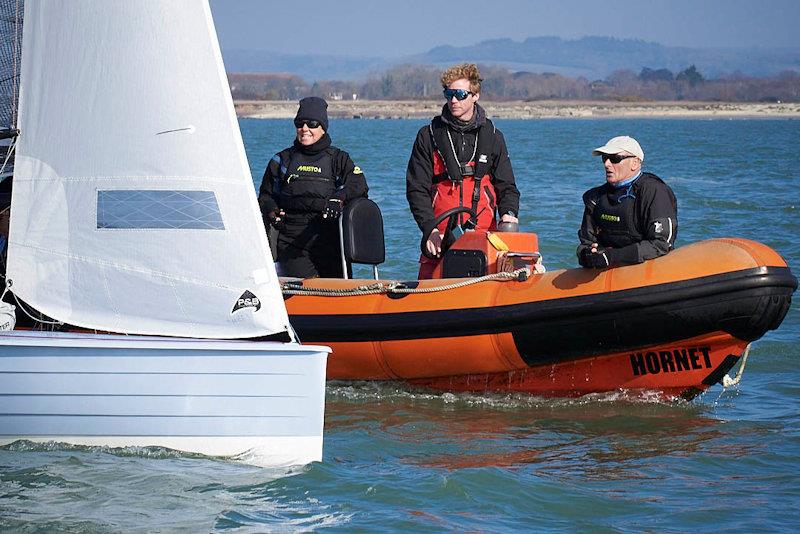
<box><xmin>577</xmin><ymin>135</ymin><xmax>677</xmax><ymax>268</ymax></box>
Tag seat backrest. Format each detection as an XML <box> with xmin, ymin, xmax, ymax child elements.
<box><xmin>342</xmin><ymin>198</ymin><xmax>385</xmax><ymax>266</ymax></box>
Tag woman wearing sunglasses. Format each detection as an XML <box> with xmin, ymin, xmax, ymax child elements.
<box><xmin>258</xmin><ymin>96</ymin><xmax>368</xmax><ymax>278</ymax></box>
<box><xmin>406</xmin><ymin>63</ymin><xmax>521</xmax><ymax>279</ymax></box>
<box><xmin>577</xmin><ymin>135</ymin><xmax>677</xmax><ymax>269</ymax></box>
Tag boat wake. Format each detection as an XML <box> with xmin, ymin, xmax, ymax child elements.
<box><xmin>1</xmin><ymin>439</ymin><xmax>215</xmax><ymax>461</ymax></box>
<box><xmin>0</xmin><ymin>440</ymin><xmax>319</xmax><ymax>472</ymax></box>
<box><xmin>327</xmin><ymin>380</ymin><xmax>709</xmax><ymax>409</ymax></box>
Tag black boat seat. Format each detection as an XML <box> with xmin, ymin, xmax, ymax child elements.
<box><xmin>340</xmin><ymin>198</ymin><xmax>385</xmax><ymax>279</ymax></box>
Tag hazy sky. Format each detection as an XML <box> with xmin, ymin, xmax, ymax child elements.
<box><xmin>209</xmin><ymin>0</ymin><xmax>800</xmax><ymax>57</ymax></box>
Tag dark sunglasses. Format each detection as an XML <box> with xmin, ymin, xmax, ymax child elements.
<box><xmin>443</xmin><ymin>88</ymin><xmax>474</xmax><ymax>101</ymax></box>
<box><xmin>294</xmin><ymin>119</ymin><xmax>322</xmax><ymax>129</ymax></box>
<box><xmin>601</xmin><ymin>154</ymin><xmax>636</xmax><ymax>164</ymax></box>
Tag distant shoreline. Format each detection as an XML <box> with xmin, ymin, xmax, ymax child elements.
<box><xmin>235</xmin><ymin>99</ymin><xmax>800</xmax><ymax>120</ymax></box>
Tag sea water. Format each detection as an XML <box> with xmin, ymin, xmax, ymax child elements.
<box><xmin>1</xmin><ymin>119</ymin><xmax>798</xmax><ymax>532</ymax></box>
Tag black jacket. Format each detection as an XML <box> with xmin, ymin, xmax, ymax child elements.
<box><xmin>258</xmin><ymin>134</ymin><xmax>368</xmax><ymax>220</ymax></box>
<box><xmin>406</xmin><ymin>104</ymin><xmax>520</xmax><ymax>232</ymax></box>
<box><xmin>578</xmin><ymin>172</ymin><xmax>677</xmax><ymax>266</ymax></box>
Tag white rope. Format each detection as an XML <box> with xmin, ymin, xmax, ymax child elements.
<box><xmin>281</xmin><ymin>268</ymin><xmax>528</xmax><ymax>297</ymax></box>
<box><xmin>1</xmin><ymin>278</ymin><xmax>64</xmax><ymax>326</ymax></box>
<box><xmin>11</xmin><ymin>293</ymin><xmax>63</xmax><ymax>326</ymax></box>
<box><xmin>722</xmin><ymin>343</ymin><xmax>752</xmax><ymax>388</ymax></box>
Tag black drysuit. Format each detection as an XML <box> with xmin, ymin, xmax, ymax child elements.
<box><xmin>577</xmin><ymin>172</ymin><xmax>677</xmax><ymax>267</ymax></box>
<box><xmin>258</xmin><ymin>134</ymin><xmax>368</xmax><ymax>278</ymax></box>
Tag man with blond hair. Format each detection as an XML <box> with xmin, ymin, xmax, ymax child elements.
<box><xmin>577</xmin><ymin>135</ymin><xmax>677</xmax><ymax>268</ymax></box>
<box><xmin>406</xmin><ymin>63</ymin><xmax>520</xmax><ymax>279</ymax></box>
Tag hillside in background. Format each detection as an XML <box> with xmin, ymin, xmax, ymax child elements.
<box><xmin>222</xmin><ymin>36</ymin><xmax>800</xmax><ymax>82</ymax></box>
<box><xmin>412</xmin><ymin>36</ymin><xmax>800</xmax><ymax>80</ymax></box>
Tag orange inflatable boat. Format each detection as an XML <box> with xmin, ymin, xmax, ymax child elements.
<box><xmin>283</xmin><ymin>220</ymin><xmax>796</xmax><ymax>400</ymax></box>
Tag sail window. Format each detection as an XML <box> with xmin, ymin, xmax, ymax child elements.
<box><xmin>97</xmin><ymin>190</ymin><xmax>225</xmax><ymax>230</ymax></box>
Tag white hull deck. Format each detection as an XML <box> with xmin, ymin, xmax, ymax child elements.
<box><xmin>0</xmin><ymin>330</ymin><xmax>330</xmax><ymax>466</ymax></box>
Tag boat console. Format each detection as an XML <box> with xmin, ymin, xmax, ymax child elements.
<box><xmin>433</xmin><ymin>230</ymin><xmax>540</xmax><ymax>279</ymax></box>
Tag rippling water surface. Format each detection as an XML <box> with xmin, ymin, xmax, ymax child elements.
<box><xmin>2</xmin><ymin>118</ymin><xmax>798</xmax><ymax>532</ymax></box>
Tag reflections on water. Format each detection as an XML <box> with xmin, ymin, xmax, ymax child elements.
<box><xmin>326</xmin><ymin>382</ymin><xmax>743</xmax><ymax>477</ymax></box>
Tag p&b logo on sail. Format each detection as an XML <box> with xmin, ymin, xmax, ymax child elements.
<box><xmin>232</xmin><ymin>290</ymin><xmax>261</xmax><ymax>314</ymax></box>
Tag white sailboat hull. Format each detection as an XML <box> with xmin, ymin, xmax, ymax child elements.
<box><xmin>0</xmin><ymin>331</ymin><xmax>329</xmax><ymax>466</ymax></box>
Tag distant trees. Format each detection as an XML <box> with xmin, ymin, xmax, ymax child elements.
<box><xmin>228</xmin><ymin>73</ymin><xmax>308</xmax><ymax>100</ymax></box>
<box><xmin>639</xmin><ymin>68</ymin><xmax>674</xmax><ymax>82</ymax></box>
<box><xmin>676</xmin><ymin>65</ymin><xmax>704</xmax><ymax>86</ymax></box>
<box><xmin>359</xmin><ymin>64</ymin><xmax>441</xmax><ymax>99</ymax></box>
<box><xmin>228</xmin><ymin>64</ymin><xmax>800</xmax><ymax>103</ymax></box>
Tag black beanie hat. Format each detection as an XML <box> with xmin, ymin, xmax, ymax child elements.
<box><xmin>295</xmin><ymin>96</ymin><xmax>329</xmax><ymax>131</ymax></box>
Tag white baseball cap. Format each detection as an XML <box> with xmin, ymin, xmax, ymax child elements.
<box><xmin>592</xmin><ymin>136</ymin><xmax>644</xmax><ymax>162</ymax></box>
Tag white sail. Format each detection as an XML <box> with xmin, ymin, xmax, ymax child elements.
<box><xmin>7</xmin><ymin>0</ymin><xmax>290</xmax><ymax>339</ymax></box>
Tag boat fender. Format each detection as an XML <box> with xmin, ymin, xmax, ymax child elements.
<box><xmin>487</xmin><ymin>232</ymin><xmax>509</xmax><ymax>251</ymax></box>
<box><xmin>0</xmin><ymin>300</ymin><xmax>15</xmax><ymax>331</ymax></box>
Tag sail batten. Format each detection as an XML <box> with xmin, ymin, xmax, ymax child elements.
<box><xmin>7</xmin><ymin>0</ymin><xmax>289</xmax><ymax>339</ymax></box>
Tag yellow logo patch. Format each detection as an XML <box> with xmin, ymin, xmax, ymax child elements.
<box><xmin>353</xmin><ymin>166</ymin><xmax>363</xmax><ymax>174</ymax></box>
<box><xmin>296</xmin><ymin>165</ymin><xmax>322</xmax><ymax>173</ymax></box>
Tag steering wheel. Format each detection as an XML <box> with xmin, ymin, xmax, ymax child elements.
<box><xmin>420</xmin><ymin>206</ymin><xmax>477</xmax><ymax>259</ymax></box>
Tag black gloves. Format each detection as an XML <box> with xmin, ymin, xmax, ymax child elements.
<box><xmin>267</xmin><ymin>208</ymin><xmax>285</xmax><ymax>230</ymax></box>
<box><xmin>322</xmin><ymin>198</ymin><xmax>343</xmax><ymax>219</ymax></box>
<box><xmin>579</xmin><ymin>248</ymin><xmax>610</xmax><ymax>269</ymax></box>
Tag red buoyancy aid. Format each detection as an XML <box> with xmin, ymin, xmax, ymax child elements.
<box><xmin>419</xmin><ymin>152</ymin><xmax>499</xmax><ymax>278</ymax></box>
<box><xmin>431</xmin><ymin>150</ymin><xmax>497</xmax><ymax>234</ymax></box>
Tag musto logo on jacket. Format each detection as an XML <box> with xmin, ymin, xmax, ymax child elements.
<box><xmin>296</xmin><ymin>165</ymin><xmax>322</xmax><ymax>173</ymax></box>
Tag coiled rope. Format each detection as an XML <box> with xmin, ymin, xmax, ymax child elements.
<box><xmin>722</xmin><ymin>343</ymin><xmax>751</xmax><ymax>388</ymax></box>
<box><xmin>281</xmin><ymin>268</ymin><xmax>529</xmax><ymax>297</ymax></box>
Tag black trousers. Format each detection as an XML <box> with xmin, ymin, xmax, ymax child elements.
<box><xmin>276</xmin><ymin>216</ymin><xmax>344</xmax><ymax>278</ymax></box>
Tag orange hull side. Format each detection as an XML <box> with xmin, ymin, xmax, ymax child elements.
<box><xmin>319</xmin><ymin>332</ymin><xmax>746</xmax><ymax>399</ymax></box>
<box><xmin>322</xmin><ymin>332</ymin><xmax>527</xmax><ymax>380</ymax></box>
<box><xmin>407</xmin><ymin>333</ymin><xmax>747</xmax><ymax>399</ymax></box>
